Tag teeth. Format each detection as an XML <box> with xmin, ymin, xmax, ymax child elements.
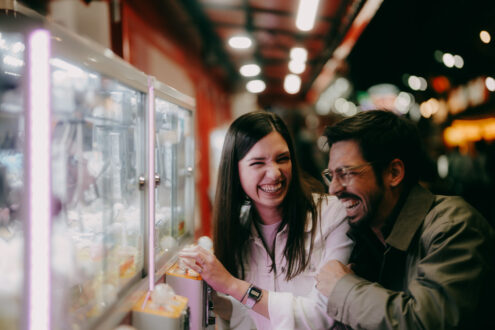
<box><xmin>342</xmin><ymin>199</ymin><xmax>359</xmax><ymax>209</ymax></box>
<box><xmin>259</xmin><ymin>183</ymin><xmax>282</xmax><ymax>193</ymax></box>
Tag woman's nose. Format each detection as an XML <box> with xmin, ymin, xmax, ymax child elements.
<box><xmin>265</xmin><ymin>163</ymin><xmax>282</xmax><ymax>178</ymax></box>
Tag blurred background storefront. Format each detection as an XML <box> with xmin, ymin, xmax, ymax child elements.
<box><xmin>16</xmin><ymin>0</ymin><xmax>495</xmax><ymax>228</ymax></box>
<box><xmin>0</xmin><ymin>0</ymin><xmax>494</xmax><ymax>329</ymax></box>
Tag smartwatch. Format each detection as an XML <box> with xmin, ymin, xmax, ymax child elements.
<box><xmin>245</xmin><ymin>285</ymin><xmax>263</xmax><ymax>309</ymax></box>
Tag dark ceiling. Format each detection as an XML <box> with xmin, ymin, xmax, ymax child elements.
<box><xmin>20</xmin><ymin>0</ymin><xmax>495</xmax><ymax>113</ymax></box>
<box><xmin>178</xmin><ymin>0</ymin><xmax>367</xmax><ymax>107</ymax></box>
<box><xmin>176</xmin><ymin>0</ymin><xmax>495</xmax><ymax>112</ymax></box>
<box><xmin>347</xmin><ymin>0</ymin><xmax>495</xmax><ymax>100</ymax></box>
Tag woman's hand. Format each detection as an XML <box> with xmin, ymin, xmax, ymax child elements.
<box><xmin>178</xmin><ymin>245</ymin><xmax>236</xmax><ymax>294</ymax></box>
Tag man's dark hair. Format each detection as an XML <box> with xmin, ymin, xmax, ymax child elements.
<box><xmin>323</xmin><ymin>110</ymin><xmax>424</xmax><ymax>187</ymax></box>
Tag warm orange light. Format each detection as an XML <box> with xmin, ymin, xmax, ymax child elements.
<box><xmin>443</xmin><ymin>118</ymin><xmax>495</xmax><ymax>147</ymax></box>
<box><xmin>480</xmin><ymin>30</ymin><xmax>491</xmax><ymax>44</ymax></box>
<box><xmin>431</xmin><ymin>76</ymin><xmax>450</xmax><ymax>93</ymax></box>
<box><xmin>483</xmin><ymin>119</ymin><xmax>495</xmax><ymax>140</ymax></box>
<box><xmin>444</xmin><ymin>126</ymin><xmax>465</xmax><ymax>146</ymax></box>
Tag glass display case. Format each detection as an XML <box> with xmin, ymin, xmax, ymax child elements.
<box><xmin>0</xmin><ymin>16</ymin><xmax>28</xmax><ymax>330</ymax></box>
<box><xmin>15</xmin><ymin>20</ymin><xmax>151</xmax><ymax>329</ymax></box>
<box><xmin>177</xmin><ymin>107</ymin><xmax>195</xmax><ymax>242</ymax></box>
<box><xmin>0</xmin><ymin>4</ymin><xmax>196</xmax><ymax>330</ymax></box>
<box><xmin>153</xmin><ymin>81</ymin><xmax>195</xmax><ymax>270</ymax></box>
<box><xmin>154</xmin><ymin>96</ymin><xmax>178</xmax><ymax>258</ymax></box>
<box><xmin>49</xmin><ymin>38</ymin><xmax>147</xmax><ymax>328</ymax></box>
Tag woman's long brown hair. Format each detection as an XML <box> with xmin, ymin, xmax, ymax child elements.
<box><xmin>212</xmin><ymin>111</ymin><xmax>321</xmax><ymax>281</ymax></box>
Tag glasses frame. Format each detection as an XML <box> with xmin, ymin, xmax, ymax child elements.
<box><xmin>322</xmin><ymin>162</ymin><xmax>374</xmax><ymax>187</ymax></box>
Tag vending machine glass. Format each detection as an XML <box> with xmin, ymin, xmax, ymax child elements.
<box><xmin>0</xmin><ymin>28</ymin><xmax>26</xmax><ymax>330</ymax></box>
<box><xmin>154</xmin><ymin>97</ymin><xmax>178</xmax><ymax>259</ymax></box>
<box><xmin>48</xmin><ymin>25</ymin><xmax>147</xmax><ymax>329</ymax></box>
<box><xmin>177</xmin><ymin>108</ymin><xmax>195</xmax><ymax>239</ymax></box>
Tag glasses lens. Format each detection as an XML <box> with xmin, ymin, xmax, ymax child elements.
<box><xmin>322</xmin><ymin>170</ymin><xmax>332</xmax><ymax>185</ymax></box>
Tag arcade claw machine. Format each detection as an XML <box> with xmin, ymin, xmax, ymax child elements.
<box><xmin>0</xmin><ymin>4</ymin><xmax>132</xmax><ymax>330</ymax></box>
<box><xmin>48</xmin><ymin>23</ymin><xmax>148</xmax><ymax>329</ymax></box>
<box><xmin>153</xmin><ymin>80</ymin><xmax>195</xmax><ymax>272</ymax></box>
<box><xmin>1</xmin><ymin>2</ymin><xmax>198</xmax><ymax>329</ymax></box>
<box><xmin>0</xmin><ymin>10</ymin><xmax>31</xmax><ymax>330</ymax></box>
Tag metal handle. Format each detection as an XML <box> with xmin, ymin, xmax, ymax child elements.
<box><xmin>154</xmin><ymin>173</ymin><xmax>161</xmax><ymax>187</ymax></box>
<box><xmin>138</xmin><ymin>176</ymin><xmax>146</xmax><ymax>190</ymax></box>
<box><xmin>186</xmin><ymin>166</ymin><xmax>193</xmax><ymax>176</ymax></box>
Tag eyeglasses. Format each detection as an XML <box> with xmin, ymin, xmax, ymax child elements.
<box><xmin>321</xmin><ymin>162</ymin><xmax>374</xmax><ymax>187</ymax></box>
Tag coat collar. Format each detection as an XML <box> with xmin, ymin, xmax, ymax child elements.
<box><xmin>385</xmin><ymin>184</ymin><xmax>434</xmax><ymax>251</ymax></box>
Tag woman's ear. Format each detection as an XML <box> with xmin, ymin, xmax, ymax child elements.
<box><xmin>387</xmin><ymin>158</ymin><xmax>405</xmax><ymax>187</ymax></box>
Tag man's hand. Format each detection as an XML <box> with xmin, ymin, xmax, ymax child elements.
<box><xmin>316</xmin><ymin>260</ymin><xmax>353</xmax><ymax>297</ymax></box>
<box><xmin>211</xmin><ymin>291</ymin><xmax>233</xmax><ymax>321</ymax></box>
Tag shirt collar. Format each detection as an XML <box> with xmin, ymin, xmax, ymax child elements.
<box><xmin>247</xmin><ymin>211</ymin><xmax>312</xmax><ymax>242</ymax></box>
<box><xmin>385</xmin><ymin>184</ymin><xmax>434</xmax><ymax>251</ymax></box>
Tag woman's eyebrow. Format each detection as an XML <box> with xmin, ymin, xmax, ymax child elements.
<box><xmin>246</xmin><ymin>156</ymin><xmax>266</xmax><ymax>161</ymax></box>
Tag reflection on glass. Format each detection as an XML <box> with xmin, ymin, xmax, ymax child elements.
<box><xmin>154</xmin><ymin>98</ymin><xmax>178</xmax><ymax>259</ymax></box>
<box><xmin>177</xmin><ymin>108</ymin><xmax>194</xmax><ymax>238</ymax></box>
<box><xmin>184</xmin><ymin>109</ymin><xmax>195</xmax><ymax>234</ymax></box>
<box><xmin>0</xmin><ymin>31</ymin><xmax>25</xmax><ymax>330</ymax></box>
<box><xmin>154</xmin><ymin>99</ymin><xmax>194</xmax><ymax>264</ymax></box>
<box><xmin>49</xmin><ymin>57</ymin><xmax>144</xmax><ymax>328</ymax></box>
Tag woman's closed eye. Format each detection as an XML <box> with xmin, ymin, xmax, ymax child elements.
<box><xmin>277</xmin><ymin>153</ymin><xmax>291</xmax><ymax>163</ymax></box>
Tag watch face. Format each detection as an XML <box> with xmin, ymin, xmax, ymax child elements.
<box><xmin>249</xmin><ymin>286</ymin><xmax>262</xmax><ymax>301</ymax></box>
<box><xmin>250</xmin><ymin>289</ymin><xmax>261</xmax><ymax>299</ymax></box>
<box><xmin>245</xmin><ymin>285</ymin><xmax>263</xmax><ymax>309</ymax></box>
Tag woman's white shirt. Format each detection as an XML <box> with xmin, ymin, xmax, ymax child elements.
<box><xmin>226</xmin><ymin>194</ymin><xmax>352</xmax><ymax>330</ymax></box>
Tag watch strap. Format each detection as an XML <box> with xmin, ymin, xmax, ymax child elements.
<box><xmin>245</xmin><ymin>285</ymin><xmax>263</xmax><ymax>309</ymax></box>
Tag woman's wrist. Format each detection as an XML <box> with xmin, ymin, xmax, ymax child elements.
<box><xmin>226</xmin><ymin>278</ymin><xmax>251</xmax><ymax>303</ymax></box>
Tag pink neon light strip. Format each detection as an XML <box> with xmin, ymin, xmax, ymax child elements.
<box><xmin>147</xmin><ymin>78</ymin><xmax>156</xmax><ymax>291</ymax></box>
<box><xmin>27</xmin><ymin>29</ymin><xmax>51</xmax><ymax>330</ymax></box>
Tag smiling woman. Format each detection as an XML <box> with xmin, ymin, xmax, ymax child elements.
<box><xmin>237</xmin><ymin>131</ymin><xmax>292</xmax><ymax>224</ymax></box>
<box><xmin>179</xmin><ymin>111</ymin><xmax>353</xmax><ymax>329</ymax></box>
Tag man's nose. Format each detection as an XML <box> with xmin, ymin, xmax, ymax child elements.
<box><xmin>329</xmin><ymin>176</ymin><xmax>345</xmax><ymax>195</ymax></box>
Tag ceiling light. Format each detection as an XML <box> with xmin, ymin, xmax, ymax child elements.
<box><xmin>418</xmin><ymin>77</ymin><xmax>428</xmax><ymax>91</ymax></box>
<box><xmin>283</xmin><ymin>74</ymin><xmax>301</xmax><ymax>94</ymax></box>
<box><xmin>480</xmin><ymin>30</ymin><xmax>491</xmax><ymax>44</ymax></box>
<box><xmin>334</xmin><ymin>77</ymin><xmax>350</xmax><ymax>93</ymax></box>
<box><xmin>246</xmin><ymin>79</ymin><xmax>266</xmax><ymax>93</ymax></box>
<box><xmin>420</xmin><ymin>98</ymin><xmax>440</xmax><ymax>118</ymax></box>
<box><xmin>437</xmin><ymin>154</ymin><xmax>449</xmax><ymax>179</ymax></box>
<box><xmin>228</xmin><ymin>35</ymin><xmax>252</xmax><ymax>49</ymax></box>
<box><xmin>288</xmin><ymin>60</ymin><xmax>305</xmax><ymax>74</ymax></box>
<box><xmin>442</xmin><ymin>53</ymin><xmax>455</xmax><ymax>68</ymax></box>
<box><xmin>394</xmin><ymin>92</ymin><xmax>413</xmax><ymax>114</ymax></box>
<box><xmin>408</xmin><ymin>75</ymin><xmax>421</xmax><ymax>91</ymax></box>
<box><xmin>290</xmin><ymin>47</ymin><xmax>308</xmax><ymax>62</ymax></box>
<box><xmin>240</xmin><ymin>64</ymin><xmax>261</xmax><ymax>77</ymax></box>
<box><xmin>486</xmin><ymin>77</ymin><xmax>495</xmax><ymax>92</ymax></box>
<box><xmin>406</xmin><ymin>76</ymin><xmax>427</xmax><ymax>91</ymax></box>
<box><xmin>453</xmin><ymin>55</ymin><xmax>464</xmax><ymax>68</ymax></box>
<box><xmin>296</xmin><ymin>0</ymin><xmax>321</xmax><ymax>31</ymax></box>
<box><xmin>342</xmin><ymin>101</ymin><xmax>357</xmax><ymax>117</ymax></box>
<box><xmin>334</xmin><ymin>97</ymin><xmax>347</xmax><ymax>113</ymax></box>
